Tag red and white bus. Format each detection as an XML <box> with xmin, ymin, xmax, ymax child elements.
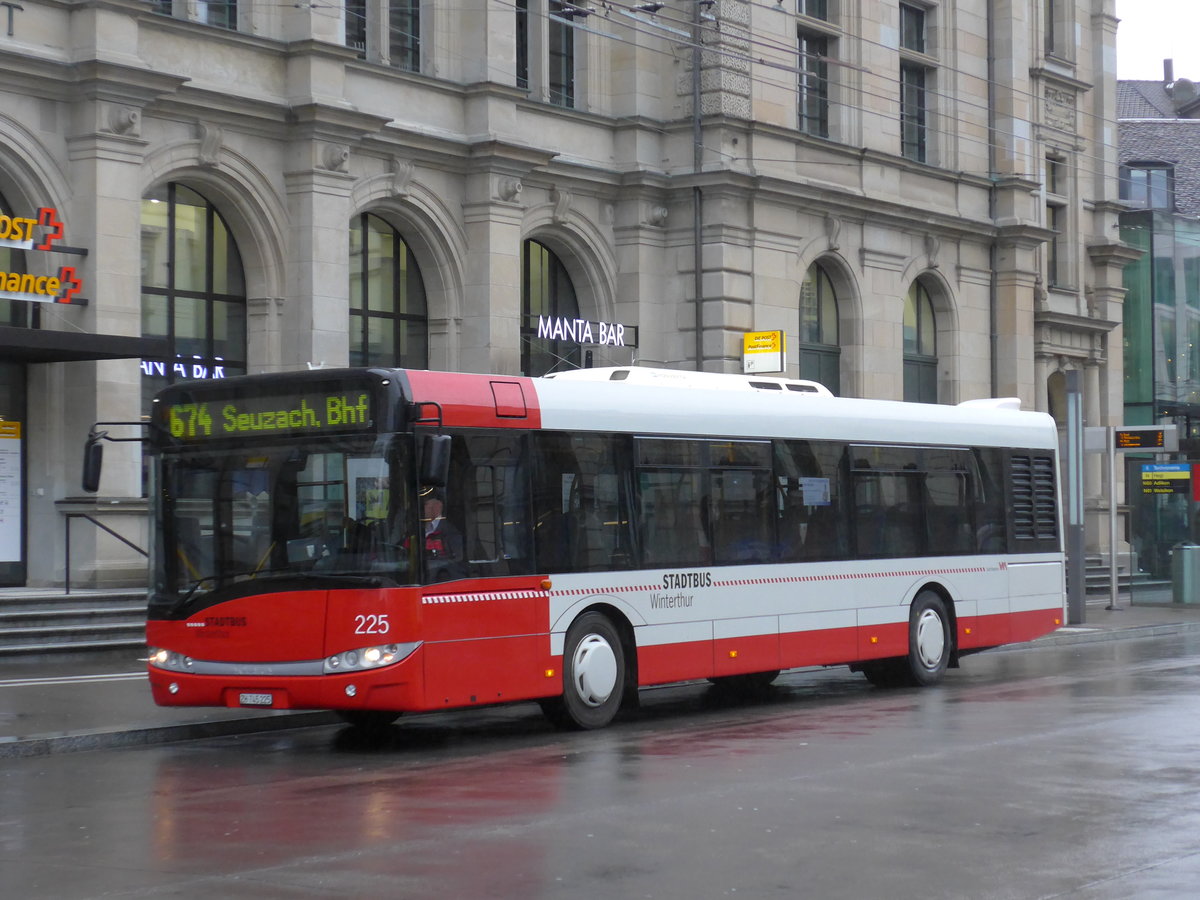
<box><xmin>129</xmin><ymin>366</ymin><xmax>1063</xmax><ymax>730</ymax></box>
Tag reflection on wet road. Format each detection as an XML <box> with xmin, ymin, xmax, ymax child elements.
<box><xmin>5</xmin><ymin>634</ymin><xmax>1200</xmax><ymax>899</ymax></box>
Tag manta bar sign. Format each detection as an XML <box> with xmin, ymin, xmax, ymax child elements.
<box><xmin>0</xmin><ymin>206</ymin><xmax>87</xmax><ymax>305</ymax></box>
<box><xmin>536</xmin><ymin>315</ymin><xmax>636</xmax><ymax>347</ymax></box>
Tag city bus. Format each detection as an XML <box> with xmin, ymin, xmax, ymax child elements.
<box><xmin>107</xmin><ymin>365</ymin><xmax>1064</xmax><ymax>730</ymax></box>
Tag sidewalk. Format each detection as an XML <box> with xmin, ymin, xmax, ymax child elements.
<box><xmin>3</xmin><ymin>601</ymin><xmax>1200</xmax><ymax>758</ymax></box>
<box><xmin>0</xmin><ymin>650</ymin><xmax>337</xmax><ymax>759</ymax></box>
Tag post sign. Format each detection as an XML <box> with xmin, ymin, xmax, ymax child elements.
<box><xmin>742</xmin><ymin>330</ymin><xmax>785</xmax><ymax>374</ymax></box>
<box><xmin>0</xmin><ymin>206</ymin><xmax>88</xmax><ymax>305</ymax></box>
<box><xmin>1140</xmin><ymin>462</ymin><xmax>1190</xmax><ymax>495</ymax></box>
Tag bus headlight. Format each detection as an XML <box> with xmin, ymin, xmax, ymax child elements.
<box><xmin>148</xmin><ymin>648</ymin><xmax>193</xmax><ymax>671</ymax></box>
<box><xmin>324</xmin><ymin>642</ymin><xmax>420</xmax><ymax>674</ymax></box>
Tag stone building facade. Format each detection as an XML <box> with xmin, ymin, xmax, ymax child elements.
<box><xmin>0</xmin><ymin>0</ymin><xmax>1129</xmax><ymax>587</ymax></box>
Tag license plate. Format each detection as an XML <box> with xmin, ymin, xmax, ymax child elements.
<box><xmin>239</xmin><ymin>692</ymin><xmax>273</xmax><ymax>707</ymax></box>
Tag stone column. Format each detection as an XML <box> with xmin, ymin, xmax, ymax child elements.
<box><xmin>461</xmin><ymin>173</ymin><xmax>526</xmax><ymax>375</ymax></box>
<box><xmin>992</xmin><ymin>179</ymin><xmax>1052</xmax><ymax>406</ymax></box>
<box><xmin>858</xmin><ymin>241</ymin><xmax>906</xmax><ymax>401</ymax></box>
<box><xmin>40</xmin><ymin>60</ymin><xmax>185</xmax><ymax>586</ymax></box>
<box><xmin>279</xmin><ymin>106</ymin><xmax>389</xmax><ymax>371</ymax></box>
<box><xmin>281</xmin><ymin>161</ymin><xmax>354</xmax><ymax>370</ymax></box>
<box><xmin>459</xmin><ymin>143</ymin><xmax>555</xmax><ymax>374</ymax></box>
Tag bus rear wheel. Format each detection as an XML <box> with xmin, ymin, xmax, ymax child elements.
<box><xmin>861</xmin><ymin>591</ymin><xmax>952</xmax><ymax>688</ymax></box>
<box><xmin>542</xmin><ymin>612</ymin><xmax>626</xmax><ymax>730</ymax></box>
<box><xmin>906</xmin><ymin>590</ymin><xmax>951</xmax><ymax>686</ymax></box>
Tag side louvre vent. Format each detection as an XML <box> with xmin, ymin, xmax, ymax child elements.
<box><xmin>1011</xmin><ymin>453</ymin><xmax>1058</xmax><ymax>542</ymax></box>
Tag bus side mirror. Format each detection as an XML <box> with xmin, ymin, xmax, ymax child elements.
<box><xmin>82</xmin><ymin>432</ymin><xmax>104</xmax><ymax>493</ymax></box>
<box><xmin>419</xmin><ymin>434</ymin><xmax>451</xmax><ymax>489</ymax></box>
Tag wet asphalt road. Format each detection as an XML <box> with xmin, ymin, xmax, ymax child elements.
<box><xmin>4</xmin><ymin>633</ymin><xmax>1200</xmax><ymax>900</ymax></box>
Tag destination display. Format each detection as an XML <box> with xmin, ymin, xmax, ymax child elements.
<box><xmin>160</xmin><ymin>389</ymin><xmax>374</xmax><ymax>442</ymax></box>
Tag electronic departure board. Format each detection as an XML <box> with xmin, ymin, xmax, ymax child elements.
<box><xmin>1114</xmin><ymin>428</ymin><xmax>1166</xmax><ymax>450</ymax></box>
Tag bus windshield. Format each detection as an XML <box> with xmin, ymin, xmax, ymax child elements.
<box><xmin>154</xmin><ymin>434</ymin><xmax>416</xmax><ymax>604</ymax></box>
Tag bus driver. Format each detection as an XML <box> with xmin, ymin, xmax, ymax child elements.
<box><xmin>420</xmin><ymin>488</ymin><xmax>464</xmax><ymax>581</ymax></box>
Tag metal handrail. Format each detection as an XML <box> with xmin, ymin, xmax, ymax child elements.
<box><xmin>64</xmin><ymin>512</ymin><xmax>148</xmax><ymax>594</ymax></box>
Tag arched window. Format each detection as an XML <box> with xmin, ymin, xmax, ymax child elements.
<box><xmin>798</xmin><ymin>262</ymin><xmax>840</xmax><ymax>393</ymax></box>
<box><xmin>349</xmin><ymin>213</ymin><xmax>428</xmax><ymax>368</ymax></box>
<box><xmin>140</xmin><ymin>183</ymin><xmax>247</xmax><ymax>412</ymax></box>
<box><xmin>903</xmin><ymin>279</ymin><xmax>938</xmax><ymax>403</ymax></box>
<box><xmin>0</xmin><ymin>192</ymin><xmax>30</xmax><ymax>328</ymax></box>
<box><xmin>522</xmin><ymin>239</ymin><xmax>580</xmax><ymax>375</ymax></box>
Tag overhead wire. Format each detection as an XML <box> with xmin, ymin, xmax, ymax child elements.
<box><xmin>471</xmin><ymin>0</ymin><xmax>1147</xmax><ymax>190</ymax></box>
<box><xmin>171</xmin><ymin>0</ymin><xmax>1200</xmax><ymax>201</ymax></box>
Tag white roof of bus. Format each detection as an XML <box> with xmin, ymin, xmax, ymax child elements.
<box><xmin>546</xmin><ymin>366</ymin><xmax>833</xmax><ymax>396</ymax></box>
<box><xmin>535</xmin><ymin>368</ymin><xmax>1058</xmax><ymax>450</ymax></box>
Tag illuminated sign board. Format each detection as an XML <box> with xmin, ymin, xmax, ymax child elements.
<box><xmin>1116</xmin><ymin>427</ymin><xmax>1166</xmax><ymax>450</ymax></box>
<box><xmin>1141</xmin><ymin>462</ymin><xmax>1190</xmax><ymax>495</ymax></box>
<box><xmin>0</xmin><ymin>267</ymin><xmax>83</xmax><ymax>304</ymax></box>
<box><xmin>0</xmin><ymin>208</ymin><xmax>65</xmax><ymax>252</ymax></box>
<box><xmin>142</xmin><ymin>357</ymin><xmax>228</xmax><ymax>381</ymax></box>
<box><xmin>0</xmin><ymin>206</ymin><xmax>88</xmax><ymax>305</ymax></box>
<box><xmin>159</xmin><ymin>390</ymin><xmax>374</xmax><ymax>442</ymax></box>
<box><xmin>535</xmin><ymin>315</ymin><xmax>636</xmax><ymax>347</ymax></box>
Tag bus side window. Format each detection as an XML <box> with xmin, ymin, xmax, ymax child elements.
<box><xmin>638</xmin><ymin>469</ymin><xmax>708</xmax><ymax>567</ymax></box>
<box><xmin>925</xmin><ymin>471</ymin><xmax>973</xmax><ymax>555</ymax></box>
<box><xmin>774</xmin><ymin>440</ymin><xmax>846</xmax><ymax>562</ymax></box>
<box><xmin>530</xmin><ymin>433</ymin><xmax>578</xmax><ymax>573</ymax></box>
<box><xmin>973</xmin><ymin>448</ymin><xmax>1008</xmax><ymax>553</ymax></box>
<box><xmin>530</xmin><ymin>432</ymin><xmax>636</xmax><ymax>574</ymax></box>
<box><xmin>711</xmin><ymin>468</ymin><xmax>773</xmax><ymax>564</ymax></box>
<box><xmin>454</xmin><ymin>433</ymin><xmax>532</xmax><ymax>580</ymax></box>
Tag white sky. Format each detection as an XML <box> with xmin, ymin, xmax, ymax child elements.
<box><xmin>1116</xmin><ymin>0</ymin><xmax>1200</xmax><ymax>81</ymax></box>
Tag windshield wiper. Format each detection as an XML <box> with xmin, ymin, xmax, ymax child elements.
<box><xmin>171</xmin><ymin>567</ymin><xmax>293</xmax><ymax>610</ymax></box>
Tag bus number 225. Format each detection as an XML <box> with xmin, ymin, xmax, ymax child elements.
<box><xmin>355</xmin><ymin>614</ymin><xmax>389</xmax><ymax>635</ymax></box>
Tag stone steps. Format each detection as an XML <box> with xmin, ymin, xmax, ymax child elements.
<box><xmin>0</xmin><ymin>591</ymin><xmax>146</xmax><ymax>656</ymax></box>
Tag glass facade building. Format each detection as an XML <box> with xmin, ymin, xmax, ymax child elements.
<box><xmin>1121</xmin><ymin>210</ymin><xmax>1200</xmax><ymax>586</ymax></box>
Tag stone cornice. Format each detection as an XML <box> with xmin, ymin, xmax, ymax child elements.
<box><xmin>287</xmin><ymin>102</ymin><xmax>392</xmax><ymax>142</ymax></box>
<box><xmin>1030</xmin><ymin>67</ymin><xmax>1094</xmax><ymax>93</ymax></box>
<box><xmin>1035</xmin><ymin>309</ymin><xmax>1119</xmax><ymax>336</ymax></box>
<box><xmin>70</xmin><ymin>59</ymin><xmax>189</xmax><ymax>106</ymax></box>
<box><xmin>1086</xmin><ymin>239</ymin><xmax>1144</xmax><ymax>267</ymax></box>
<box><xmin>465</xmin><ymin>139</ymin><xmax>558</xmax><ymax>177</ymax></box>
<box><xmin>995</xmin><ymin>220</ymin><xmax>1057</xmax><ymax>249</ymax></box>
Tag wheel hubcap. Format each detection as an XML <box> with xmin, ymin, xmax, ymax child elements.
<box><xmin>915</xmin><ymin>608</ymin><xmax>946</xmax><ymax>670</ymax></box>
<box><xmin>571</xmin><ymin>634</ymin><xmax>618</xmax><ymax>707</ymax></box>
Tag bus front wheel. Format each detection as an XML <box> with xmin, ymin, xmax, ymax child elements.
<box><xmin>335</xmin><ymin>709</ymin><xmax>400</xmax><ymax>731</ymax></box>
<box><xmin>543</xmin><ymin>612</ymin><xmax>626</xmax><ymax>730</ymax></box>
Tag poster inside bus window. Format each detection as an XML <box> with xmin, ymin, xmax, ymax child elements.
<box><xmin>800</xmin><ymin>477</ymin><xmax>831</xmax><ymax>506</ymax></box>
<box><xmin>347</xmin><ymin>458</ymin><xmax>389</xmax><ymax>520</ymax></box>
